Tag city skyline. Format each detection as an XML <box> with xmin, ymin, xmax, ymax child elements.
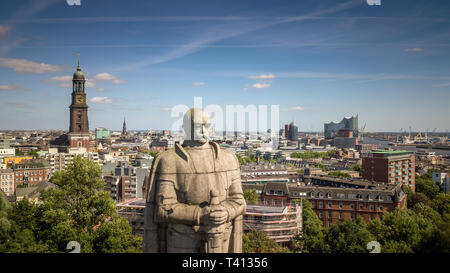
<box><xmin>1</xmin><ymin>0</ymin><xmax>450</xmax><ymax>132</ymax></box>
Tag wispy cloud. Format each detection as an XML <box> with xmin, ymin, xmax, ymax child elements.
<box><xmin>6</xmin><ymin>102</ymin><xmax>31</xmax><ymax>109</ymax></box>
<box><xmin>90</xmin><ymin>97</ymin><xmax>113</xmax><ymax>104</ymax></box>
<box><xmin>46</xmin><ymin>75</ymin><xmax>95</xmax><ymax>88</ymax></box>
<box><xmin>0</xmin><ymin>83</ymin><xmax>29</xmax><ymax>91</ymax></box>
<box><xmin>97</xmin><ymin>87</ymin><xmax>105</xmax><ymax>92</ymax></box>
<box><xmin>192</xmin><ymin>82</ymin><xmax>205</xmax><ymax>86</ymax></box>
<box><xmin>0</xmin><ymin>57</ymin><xmax>64</xmax><ymax>74</ymax></box>
<box><xmin>404</xmin><ymin>47</ymin><xmax>423</xmax><ymax>52</ymax></box>
<box><xmin>118</xmin><ymin>0</ymin><xmax>360</xmax><ymax>70</ymax></box>
<box><xmin>0</xmin><ymin>25</ymin><xmax>11</xmax><ymax>39</ymax></box>
<box><xmin>251</xmin><ymin>83</ymin><xmax>271</xmax><ymax>89</ymax></box>
<box><xmin>283</xmin><ymin>106</ymin><xmax>305</xmax><ymax>112</ymax></box>
<box><xmin>92</xmin><ymin>72</ymin><xmax>126</xmax><ymax>84</ymax></box>
<box><xmin>248</xmin><ymin>74</ymin><xmax>276</xmax><ymax>80</ymax></box>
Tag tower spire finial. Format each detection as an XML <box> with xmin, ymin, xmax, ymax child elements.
<box><xmin>77</xmin><ymin>52</ymin><xmax>81</xmax><ymax>71</ymax></box>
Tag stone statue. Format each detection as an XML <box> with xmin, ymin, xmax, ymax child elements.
<box><xmin>143</xmin><ymin>108</ymin><xmax>246</xmax><ymax>253</ymax></box>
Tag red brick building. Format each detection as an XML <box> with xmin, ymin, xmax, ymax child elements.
<box><xmin>362</xmin><ymin>150</ymin><xmax>415</xmax><ymax>191</ymax></box>
<box><xmin>12</xmin><ymin>160</ymin><xmax>52</xmax><ymax>189</ymax></box>
<box><xmin>244</xmin><ymin>176</ymin><xmax>407</xmax><ymax>227</ymax></box>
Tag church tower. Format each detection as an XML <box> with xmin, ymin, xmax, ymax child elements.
<box><xmin>68</xmin><ymin>54</ymin><xmax>90</xmax><ymax>150</ymax></box>
<box><xmin>122</xmin><ymin>117</ymin><xmax>127</xmax><ymax>137</ymax></box>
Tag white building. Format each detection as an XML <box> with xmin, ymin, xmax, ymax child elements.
<box><xmin>0</xmin><ymin>169</ymin><xmax>14</xmax><ymax>196</ymax></box>
<box><xmin>432</xmin><ymin>172</ymin><xmax>449</xmax><ymax>193</ymax></box>
<box><xmin>0</xmin><ymin>148</ymin><xmax>15</xmax><ymax>158</ymax></box>
<box><xmin>45</xmin><ymin>148</ymin><xmax>99</xmax><ymax>173</ymax></box>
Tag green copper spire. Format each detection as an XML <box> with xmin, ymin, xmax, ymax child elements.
<box><xmin>77</xmin><ymin>52</ymin><xmax>81</xmax><ymax>71</ymax></box>
<box><xmin>73</xmin><ymin>52</ymin><xmax>85</xmax><ymax>80</ymax></box>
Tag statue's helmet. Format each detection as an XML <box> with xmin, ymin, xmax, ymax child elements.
<box><xmin>182</xmin><ymin>108</ymin><xmax>211</xmax><ymax>143</ymax></box>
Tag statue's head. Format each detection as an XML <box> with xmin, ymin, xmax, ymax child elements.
<box><xmin>182</xmin><ymin>108</ymin><xmax>211</xmax><ymax>144</ymax></box>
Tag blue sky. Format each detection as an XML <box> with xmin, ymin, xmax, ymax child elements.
<box><xmin>0</xmin><ymin>0</ymin><xmax>449</xmax><ymax>132</ymax></box>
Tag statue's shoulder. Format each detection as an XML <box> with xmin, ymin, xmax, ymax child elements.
<box><xmin>153</xmin><ymin>147</ymin><xmax>186</xmax><ymax>174</ymax></box>
<box><xmin>210</xmin><ymin>142</ymin><xmax>240</xmax><ymax>170</ymax></box>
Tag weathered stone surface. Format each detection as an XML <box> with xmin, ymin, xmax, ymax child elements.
<box><xmin>143</xmin><ymin>108</ymin><xmax>246</xmax><ymax>253</ymax></box>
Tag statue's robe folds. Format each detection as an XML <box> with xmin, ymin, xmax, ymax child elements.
<box><xmin>143</xmin><ymin>141</ymin><xmax>246</xmax><ymax>253</ymax></box>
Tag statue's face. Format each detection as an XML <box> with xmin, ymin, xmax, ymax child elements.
<box><xmin>183</xmin><ymin>108</ymin><xmax>211</xmax><ymax>144</ymax></box>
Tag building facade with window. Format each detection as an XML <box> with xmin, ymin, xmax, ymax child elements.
<box><xmin>362</xmin><ymin>150</ymin><xmax>415</xmax><ymax>191</ymax></box>
<box><xmin>0</xmin><ymin>169</ymin><xmax>14</xmax><ymax>196</ymax></box>
<box><xmin>243</xmin><ymin>203</ymin><xmax>302</xmax><ymax>244</ymax></box>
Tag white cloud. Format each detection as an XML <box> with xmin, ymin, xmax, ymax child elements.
<box><xmin>97</xmin><ymin>87</ymin><xmax>105</xmax><ymax>92</ymax></box>
<box><xmin>0</xmin><ymin>57</ymin><xmax>64</xmax><ymax>74</ymax></box>
<box><xmin>248</xmin><ymin>74</ymin><xmax>276</xmax><ymax>80</ymax></box>
<box><xmin>251</xmin><ymin>82</ymin><xmax>271</xmax><ymax>89</ymax></box>
<box><xmin>0</xmin><ymin>25</ymin><xmax>11</xmax><ymax>39</ymax></box>
<box><xmin>283</xmin><ymin>106</ymin><xmax>305</xmax><ymax>112</ymax></box>
<box><xmin>0</xmin><ymin>83</ymin><xmax>27</xmax><ymax>91</ymax></box>
<box><xmin>89</xmin><ymin>97</ymin><xmax>113</xmax><ymax>104</ymax></box>
<box><xmin>192</xmin><ymin>82</ymin><xmax>205</xmax><ymax>86</ymax></box>
<box><xmin>92</xmin><ymin>72</ymin><xmax>126</xmax><ymax>84</ymax></box>
<box><xmin>46</xmin><ymin>75</ymin><xmax>95</xmax><ymax>88</ymax></box>
<box><xmin>7</xmin><ymin>102</ymin><xmax>30</xmax><ymax>109</ymax></box>
<box><xmin>404</xmin><ymin>47</ymin><xmax>423</xmax><ymax>52</ymax></box>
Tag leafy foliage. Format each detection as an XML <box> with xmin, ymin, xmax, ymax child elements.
<box><xmin>243</xmin><ymin>189</ymin><xmax>260</xmax><ymax>203</ymax></box>
<box><xmin>243</xmin><ymin>230</ymin><xmax>290</xmax><ymax>253</ymax></box>
<box><xmin>0</xmin><ymin>156</ymin><xmax>142</xmax><ymax>253</ymax></box>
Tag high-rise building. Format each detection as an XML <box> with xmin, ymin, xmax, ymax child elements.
<box><xmin>289</xmin><ymin>121</ymin><xmax>298</xmax><ymax>141</ymax></box>
<box><xmin>68</xmin><ymin>54</ymin><xmax>90</xmax><ymax>150</ymax></box>
<box><xmin>362</xmin><ymin>150</ymin><xmax>415</xmax><ymax>191</ymax></box>
<box><xmin>284</xmin><ymin>121</ymin><xmax>298</xmax><ymax>141</ymax></box>
<box><xmin>324</xmin><ymin>115</ymin><xmax>358</xmax><ymax>139</ymax></box>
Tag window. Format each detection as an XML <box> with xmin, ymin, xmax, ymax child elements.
<box><xmin>310</xmin><ymin>192</ymin><xmax>314</xmax><ymax>197</ymax></box>
<box><xmin>318</xmin><ymin>192</ymin><xmax>324</xmax><ymax>198</ymax></box>
<box><xmin>370</xmin><ymin>205</ymin><xmax>375</xmax><ymax>211</ymax></box>
<box><xmin>327</xmin><ymin>192</ymin><xmax>332</xmax><ymax>198</ymax></box>
<box><xmin>339</xmin><ymin>202</ymin><xmax>343</xmax><ymax>209</ymax></box>
<box><xmin>311</xmin><ymin>202</ymin><xmax>315</xmax><ymax>208</ymax></box>
<box><xmin>370</xmin><ymin>215</ymin><xmax>375</xmax><ymax>220</ymax></box>
<box><xmin>351</xmin><ymin>213</ymin><xmax>355</xmax><ymax>219</ymax></box>
<box><xmin>328</xmin><ymin>202</ymin><xmax>332</xmax><ymax>208</ymax></box>
<box><xmin>319</xmin><ymin>201</ymin><xmax>324</xmax><ymax>208</ymax></box>
<box><xmin>319</xmin><ymin>212</ymin><xmax>323</xmax><ymax>219</ymax></box>
<box><xmin>350</xmin><ymin>203</ymin><xmax>355</xmax><ymax>209</ymax></box>
<box><xmin>339</xmin><ymin>212</ymin><xmax>343</xmax><ymax>220</ymax></box>
<box><xmin>379</xmin><ymin>205</ymin><xmax>384</xmax><ymax>211</ymax></box>
<box><xmin>359</xmin><ymin>203</ymin><xmax>364</xmax><ymax>209</ymax></box>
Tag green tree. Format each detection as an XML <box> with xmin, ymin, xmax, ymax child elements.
<box><xmin>415</xmin><ymin>170</ymin><xmax>441</xmax><ymax>200</ymax></box>
<box><xmin>28</xmin><ymin>150</ymin><xmax>39</xmax><ymax>157</ymax></box>
<box><xmin>368</xmin><ymin>209</ymin><xmax>420</xmax><ymax>253</ymax></box>
<box><xmin>350</xmin><ymin>164</ymin><xmax>363</xmax><ymax>176</ymax></box>
<box><xmin>243</xmin><ymin>230</ymin><xmax>290</xmax><ymax>253</ymax></box>
<box><xmin>328</xmin><ymin>171</ymin><xmax>351</xmax><ymax>178</ymax></box>
<box><xmin>431</xmin><ymin>193</ymin><xmax>450</xmax><ymax>217</ymax></box>
<box><xmin>324</xmin><ymin>217</ymin><xmax>375</xmax><ymax>253</ymax></box>
<box><xmin>1</xmin><ymin>156</ymin><xmax>142</xmax><ymax>253</ymax></box>
<box><xmin>243</xmin><ymin>189</ymin><xmax>260</xmax><ymax>204</ymax></box>
<box><xmin>0</xmin><ymin>191</ymin><xmax>11</xmax><ymax>252</ymax></box>
<box><xmin>15</xmin><ymin>149</ymin><xmax>24</xmax><ymax>156</ymax></box>
<box><xmin>407</xmin><ymin>192</ymin><xmax>432</xmax><ymax>209</ymax></box>
<box><xmin>290</xmin><ymin>199</ymin><xmax>327</xmax><ymax>253</ymax></box>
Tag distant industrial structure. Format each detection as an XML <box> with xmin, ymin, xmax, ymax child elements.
<box><xmin>324</xmin><ymin>115</ymin><xmax>359</xmax><ymax>139</ymax></box>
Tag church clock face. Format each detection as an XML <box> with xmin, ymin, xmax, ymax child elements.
<box><xmin>75</xmin><ymin>96</ymin><xmax>84</xmax><ymax>104</ymax></box>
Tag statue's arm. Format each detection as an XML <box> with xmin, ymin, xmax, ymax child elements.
<box><xmin>155</xmin><ymin>179</ymin><xmax>202</xmax><ymax>226</ymax></box>
<box><xmin>221</xmin><ymin>172</ymin><xmax>246</xmax><ymax>222</ymax></box>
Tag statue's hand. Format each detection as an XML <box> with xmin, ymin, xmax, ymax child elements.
<box><xmin>199</xmin><ymin>205</ymin><xmax>228</xmax><ymax>226</ymax></box>
<box><xmin>209</xmin><ymin>205</ymin><xmax>228</xmax><ymax>226</ymax></box>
